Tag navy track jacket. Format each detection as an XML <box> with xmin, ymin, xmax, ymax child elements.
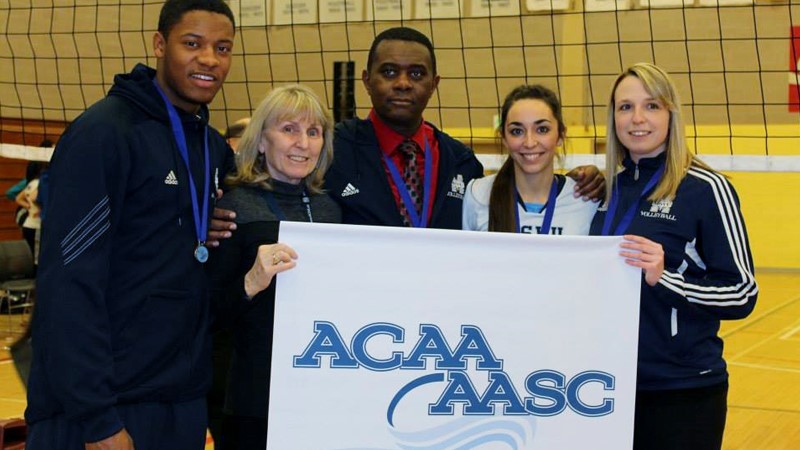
<box><xmin>591</xmin><ymin>153</ymin><xmax>758</xmax><ymax>391</ymax></box>
<box><xmin>26</xmin><ymin>64</ymin><xmax>233</xmax><ymax>443</ymax></box>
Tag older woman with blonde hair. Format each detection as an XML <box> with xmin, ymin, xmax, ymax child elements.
<box><xmin>591</xmin><ymin>63</ymin><xmax>758</xmax><ymax>450</ymax></box>
<box><xmin>207</xmin><ymin>84</ymin><xmax>341</xmax><ymax>450</ymax></box>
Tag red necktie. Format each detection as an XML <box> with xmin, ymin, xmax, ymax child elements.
<box><xmin>396</xmin><ymin>139</ymin><xmax>423</xmax><ymax>226</ymax></box>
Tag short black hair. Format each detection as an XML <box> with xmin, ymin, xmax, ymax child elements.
<box><xmin>158</xmin><ymin>0</ymin><xmax>235</xmax><ymax>40</ymax></box>
<box><xmin>366</xmin><ymin>27</ymin><xmax>436</xmax><ymax>74</ymax></box>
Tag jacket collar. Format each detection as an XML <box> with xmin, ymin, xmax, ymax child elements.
<box><xmin>621</xmin><ymin>151</ymin><xmax>667</xmax><ymax>177</ymax></box>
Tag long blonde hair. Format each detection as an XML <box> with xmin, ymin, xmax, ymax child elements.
<box><xmin>605</xmin><ymin>63</ymin><xmax>715</xmax><ymax>204</ymax></box>
<box><xmin>226</xmin><ymin>84</ymin><xmax>334</xmax><ymax>194</ymax></box>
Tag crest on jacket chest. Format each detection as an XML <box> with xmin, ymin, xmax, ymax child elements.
<box><xmin>641</xmin><ymin>199</ymin><xmax>676</xmax><ymax>221</ymax></box>
<box><xmin>446</xmin><ymin>174</ymin><xmax>465</xmax><ymax>199</ymax></box>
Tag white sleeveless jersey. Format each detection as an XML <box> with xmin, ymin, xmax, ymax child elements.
<box><xmin>462</xmin><ymin>173</ymin><xmax>599</xmax><ymax>235</ymax></box>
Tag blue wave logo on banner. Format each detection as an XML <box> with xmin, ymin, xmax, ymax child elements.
<box><xmin>389</xmin><ymin>416</ymin><xmax>538</xmax><ymax>449</ymax></box>
<box><xmin>333</xmin><ymin>416</ymin><xmax>537</xmax><ymax>450</ymax></box>
<box><xmin>388</xmin><ymin>373</ymin><xmax>446</xmax><ymax>426</ymax></box>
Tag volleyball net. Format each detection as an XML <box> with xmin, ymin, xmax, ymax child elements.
<box><xmin>1</xmin><ymin>0</ymin><xmax>799</xmax><ymax>171</ymax></box>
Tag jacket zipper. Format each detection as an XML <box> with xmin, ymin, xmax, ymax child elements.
<box><xmin>671</xmin><ymin>308</ymin><xmax>678</xmax><ymax>337</ymax></box>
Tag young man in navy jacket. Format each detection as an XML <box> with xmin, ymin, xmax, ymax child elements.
<box><xmin>325</xmin><ymin>27</ymin><xmax>603</xmax><ymax>229</ymax></box>
<box><xmin>25</xmin><ymin>1</ymin><xmax>236</xmax><ymax>449</ymax></box>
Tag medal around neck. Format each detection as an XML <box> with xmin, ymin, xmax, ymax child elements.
<box><xmin>195</xmin><ymin>243</ymin><xmax>209</xmax><ymax>263</ymax></box>
<box><xmin>152</xmin><ymin>79</ymin><xmax>212</xmax><ymax>263</ymax></box>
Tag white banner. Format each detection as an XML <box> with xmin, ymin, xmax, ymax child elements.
<box><xmin>268</xmin><ymin>222</ymin><xmax>641</xmax><ymax>449</ymax></box>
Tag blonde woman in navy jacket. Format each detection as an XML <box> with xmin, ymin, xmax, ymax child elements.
<box><xmin>590</xmin><ymin>63</ymin><xmax>758</xmax><ymax>450</ymax></box>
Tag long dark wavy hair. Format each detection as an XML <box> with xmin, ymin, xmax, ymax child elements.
<box><xmin>489</xmin><ymin>84</ymin><xmax>566</xmax><ymax>232</ymax></box>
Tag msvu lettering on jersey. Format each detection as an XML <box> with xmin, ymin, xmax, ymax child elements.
<box><xmin>520</xmin><ymin>225</ymin><xmax>564</xmax><ymax>235</ymax></box>
<box><xmin>293</xmin><ymin>321</ymin><xmax>615</xmax><ymax>425</ymax></box>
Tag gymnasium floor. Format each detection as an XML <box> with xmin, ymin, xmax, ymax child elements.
<box><xmin>1</xmin><ymin>270</ymin><xmax>798</xmax><ymax>449</ymax></box>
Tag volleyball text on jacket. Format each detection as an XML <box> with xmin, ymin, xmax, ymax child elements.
<box><xmin>642</xmin><ymin>199</ymin><xmax>676</xmax><ymax>221</ymax></box>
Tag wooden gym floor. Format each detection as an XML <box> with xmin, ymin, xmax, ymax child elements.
<box><xmin>1</xmin><ymin>270</ymin><xmax>798</xmax><ymax>449</ymax></box>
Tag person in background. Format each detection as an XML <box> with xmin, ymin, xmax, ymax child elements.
<box><xmin>224</xmin><ymin>117</ymin><xmax>250</xmax><ymax>153</ymax></box>
<box><xmin>325</xmin><ymin>27</ymin><xmax>604</xmax><ymax>229</ymax></box>
<box><xmin>4</xmin><ymin>140</ymin><xmax>52</xmax><ymax>202</ymax></box>
<box><xmin>206</xmin><ymin>84</ymin><xmax>341</xmax><ymax>450</ymax></box>
<box><xmin>14</xmin><ymin>160</ymin><xmax>49</xmax><ymax>263</ymax></box>
<box><xmin>5</xmin><ymin>177</ymin><xmax>26</xmax><ymax>201</ymax></box>
<box><xmin>14</xmin><ymin>166</ymin><xmax>42</xmax><ymax>265</ymax></box>
<box><xmin>7</xmin><ymin>142</ymin><xmax>53</xmax><ymax>389</ymax></box>
<box><xmin>591</xmin><ymin>62</ymin><xmax>758</xmax><ymax>450</ymax></box>
<box><xmin>25</xmin><ymin>1</ymin><xmax>237</xmax><ymax>449</ymax></box>
<box><xmin>5</xmin><ymin>140</ymin><xmax>52</xmax><ymax>259</ymax></box>
<box><xmin>463</xmin><ymin>85</ymin><xmax>599</xmax><ymax>234</ymax></box>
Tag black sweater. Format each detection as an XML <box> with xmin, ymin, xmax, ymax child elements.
<box><xmin>206</xmin><ymin>181</ymin><xmax>341</xmax><ymax>418</ymax></box>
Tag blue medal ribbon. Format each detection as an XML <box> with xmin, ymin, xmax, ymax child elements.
<box><xmin>514</xmin><ymin>176</ymin><xmax>559</xmax><ymax>234</ymax></box>
<box><xmin>152</xmin><ymin>79</ymin><xmax>210</xmax><ymax>262</ymax></box>
<box><xmin>382</xmin><ymin>139</ymin><xmax>433</xmax><ymax>228</ymax></box>
<box><xmin>601</xmin><ymin>163</ymin><xmax>665</xmax><ymax>236</ymax></box>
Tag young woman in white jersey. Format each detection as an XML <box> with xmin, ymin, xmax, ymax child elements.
<box><xmin>462</xmin><ymin>84</ymin><xmax>598</xmax><ymax>234</ymax></box>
